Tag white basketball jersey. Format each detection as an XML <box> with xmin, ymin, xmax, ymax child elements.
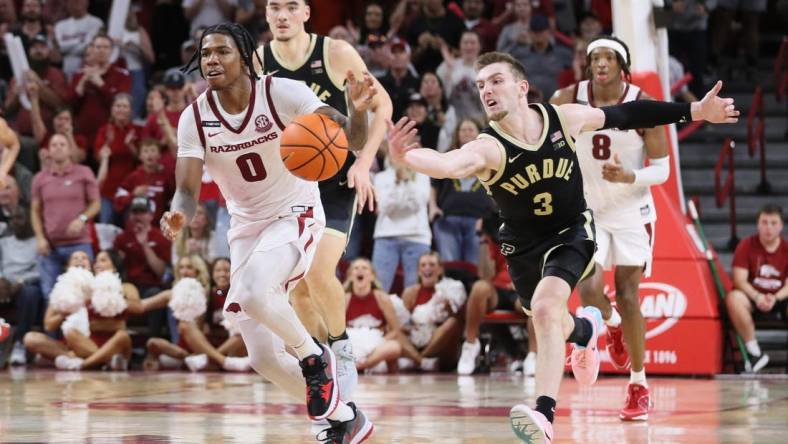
<box><xmin>574</xmin><ymin>80</ymin><xmax>656</xmax><ymax>227</ymax></box>
<box><xmin>178</xmin><ymin>76</ymin><xmax>323</xmax><ymax>242</ymax></box>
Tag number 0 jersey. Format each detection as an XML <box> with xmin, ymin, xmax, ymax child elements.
<box><xmin>573</xmin><ymin>80</ymin><xmax>655</xmax><ymax>227</ymax></box>
<box><xmin>177</xmin><ymin>75</ymin><xmax>325</xmax><ymax>242</ymax></box>
<box><xmin>480</xmin><ymin>103</ymin><xmax>586</xmax><ymax>236</ymax></box>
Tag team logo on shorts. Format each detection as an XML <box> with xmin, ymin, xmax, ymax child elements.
<box><xmin>500</xmin><ymin>242</ymin><xmax>516</xmax><ymax>256</ymax></box>
<box><xmin>255</xmin><ymin>114</ymin><xmax>273</xmax><ymax>133</ymax></box>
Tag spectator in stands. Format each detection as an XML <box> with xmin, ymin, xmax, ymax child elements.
<box><xmin>668</xmin><ymin>55</ymin><xmax>698</xmax><ymax>103</ymax></box>
<box><xmin>13</xmin><ymin>0</ymin><xmax>60</xmax><ymax>64</ymax></box>
<box><xmin>557</xmin><ymin>39</ymin><xmax>588</xmax><ymax>90</ymax></box>
<box><xmin>725</xmin><ymin>204</ymin><xmax>788</xmax><ymax>373</ymax></box>
<box><xmin>5</xmin><ymin>35</ymin><xmax>67</xmax><ymax>139</ymax></box>
<box><xmin>491</xmin><ymin>0</ymin><xmax>557</xmax><ymax>30</ymax></box>
<box><xmin>417</xmin><ymin>73</ymin><xmax>455</xmax><ymax>152</ymax></box>
<box><xmin>93</xmin><ymin>93</ymin><xmax>142</xmax><ymax>225</ymax></box>
<box><xmin>113</xmin><ymin>196</ymin><xmax>171</xmax><ymax>338</ymax></box>
<box><xmin>69</xmin><ymin>34</ymin><xmax>132</xmax><ymax>149</ymax></box>
<box><xmin>236</xmin><ymin>0</ymin><xmax>269</xmax><ymax>40</ymax></box>
<box><xmin>377</xmin><ymin>37</ymin><xmax>420</xmax><ymax>120</ymax></box>
<box><xmin>437</xmin><ymin>30</ymin><xmax>484</xmax><ymax>124</ymax></box>
<box><xmin>577</xmin><ymin>12</ymin><xmax>603</xmax><ymax>42</ymax></box>
<box><xmin>172</xmin><ymin>204</ymin><xmax>220</xmax><ymax>267</ymax></box>
<box><xmin>31</xmin><ymin>134</ymin><xmax>99</xmax><ymax>299</ymax></box>
<box><xmin>430</xmin><ymin>119</ymin><xmax>494</xmax><ymax>265</ymax></box>
<box><xmin>144</xmin><ymin>255</ymin><xmax>249</xmax><ymax>372</ymax></box>
<box><xmin>142</xmin><ymin>71</ymin><xmax>186</xmax><ymax>173</ymax></box>
<box><xmin>0</xmin><ymin>176</ymin><xmax>23</xmax><ymax>233</ymax></box>
<box><xmin>0</xmin><ymin>117</ymin><xmax>20</xmax><ymax>189</ymax></box>
<box><xmin>114</xmin><ymin>139</ymin><xmax>174</xmax><ymax>225</ymax></box>
<box><xmin>712</xmin><ymin>0</ymin><xmax>766</xmax><ymax>79</ymax></box>
<box><xmin>117</xmin><ymin>12</ymin><xmax>155</xmax><ymax>119</ymax></box>
<box><xmin>30</xmin><ymin>101</ymin><xmax>88</xmax><ymax>166</ymax></box>
<box><xmin>461</xmin><ymin>0</ymin><xmax>498</xmax><ymax>52</ymax></box>
<box><xmin>54</xmin><ymin>0</ymin><xmax>103</xmax><ymax>79</ymax></box>
<box><xmin>496</xmin><ymin>0</ymin><xmax>532</xmax><ymax>52</ymax></box>
<box><xmin>509</xmin><ymin>14</ymin><xmax>571</xmax><ymax>99</ymax></box>
<box><xmin>183</xmin><ymin>0</ymin><xmax>236</xmax><ymax>35</ymax></box>
<box><xmin>403</xmin><ymin>92</ymin><xmax>439</xmax><ymax>149</ymax></box>
<box><xmin>24</xmin><ymin>250</ymin><xmax>142</xmax><ymax>371</ymax></box>
<box><xmin>344</xmin><ymin>257</ymin><xmax>402</xmax><ymax>372</ymax></box>
<box><xmin>372</xmin><ymin>157</ymin><xmax>432</xmax><ymax>293</ymax></box>
<box><xmin>0</xmin><ymin>207</ymin><xmax>42</xmax><ymax>365</ymax></box>
<box><xmin>669</xmin><ymin>0</ymin><xmax>709</xmax><ymax>97</ymax></box>
<box><xmin>358</xmin><ymin>1</ymin><xmax>389</xmax><ymax>45</ymax></box>
<box><xmin>405</xmin><ymin>0</ymin><xmax>465</xmax><ymax>74</ymax></box>
<box><xmin>389</xmin><ymin>0</ymin><xmax>422</xmax><ymax>38</ymax></box>
<box><xmin>398</xmin><ymin>251</ymin><xmax>465</xmax><ymax>372</ymax></box>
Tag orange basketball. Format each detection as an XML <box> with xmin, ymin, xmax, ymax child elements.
<box><xmin>280</xmin><ymin>113</ymin><xmax>349</xmax><ymax>182</ymax></box>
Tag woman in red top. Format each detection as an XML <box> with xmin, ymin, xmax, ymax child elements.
<box><xmin>344</xmin><ymin>258</ymin><xmax>402</xmax><ymax>372</ymax></box>
<box><xmin>30</xmin><ymin>104</ymin><xmax>89</xmax><ymax>168</ymax></box>
<box><xmin>94</xmin><ymin>93</ymin><xmax>141</xmax><ymax>225</ymax></box>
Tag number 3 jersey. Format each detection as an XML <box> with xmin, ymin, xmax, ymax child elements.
<box><xmin>480</xmin><ymin>103</ymin><xmax>586</xmax><ymax>236</ymax></box>
<box><xmin>573</xmin><ymin>80</ymin><xmax>655</xmax><ymax>228</ymax></box>
<box><xmin>177</xmin><ymin>75</ymin><xmax>325</xmax><ymax>242</ymax></box>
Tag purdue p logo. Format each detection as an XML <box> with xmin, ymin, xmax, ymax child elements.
<box><xmin>500</xmin><ymin>243</ymin><xmax>516</xmax><ymax>256</ymax></box>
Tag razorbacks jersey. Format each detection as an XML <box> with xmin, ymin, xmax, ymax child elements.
<box><xmin>177</xmin><ymin>76</ymin><xmax>324</xmax><ymax>243</ymax></box>
<box><xmin>480</xmin><ymin>103</ymin><xmax>585</xmax><ymax>235</ymax></box>
<box><xmin>261</xmin><ymin>34</ymin><xmax>353</xmax><ymax>192</ymax></box>
<box><xmin>574</xmin><ymin>80</ymin><xmax>656</xmax><ymax>226</ymax></box>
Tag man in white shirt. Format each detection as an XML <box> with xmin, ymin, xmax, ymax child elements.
<box><xmin>54</xmin><ymin>0</ymin><xmax>103</xmax><ymax>79</ymax></box>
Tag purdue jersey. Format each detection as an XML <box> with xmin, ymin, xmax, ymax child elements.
<box><xmin>261</xmin><ymin>34</ymin><xmax>353</xmax><ymax>192</ymax></box>
<box><xmin>574</xmin><ymin>80</ymin><xmax>656</xmax><ymax>226</ymax></box>
<box><xmin>480</xmin><ymin>103</ymin><xmax>586</xmax><ymax>236</ymax></box>
<box><xmin>177</xmin><ymin>76</ymin><xmax>324</xmax><ymax>243</ymax></box>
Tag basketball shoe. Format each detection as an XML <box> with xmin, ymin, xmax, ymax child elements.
<box><xmin>331</xmin><ymin>338</ymin><xmax>358</xmax><ymax>400</ymax></box>
<box><xmin>300</xmin><ymin>341</ymin><xmax>340</xmax><ymax>420</ymax></box>
<box><xmin>619</xmin><ymin>383</ymin><xmax>651</xmax><ymax>421</ymax></box>
<box><xmin>509</xmin><ymin>404</ymin><xmax>553</xmax><ymax>443</ymax></box>
<box><xmin>317</xmin><ymin>402</ymin><xmax>374</xmax><ymax>444</ymax></box>
<box><xmin>606</xmin><ymin>324</ymin><xmax>630</xmax><ymax>369</ymax></box>
<box><xmin>570</xmin><ymin>306</ymin><xmax>603</xmax><ymax>385</ymax></box>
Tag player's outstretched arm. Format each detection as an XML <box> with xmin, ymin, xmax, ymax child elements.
<box><xmin>386</xmin><ymin>117</ymin><xmax>496</xmax><ymax>179</ymax></box>
<box><xmin>558</xmin><ymin>80</ymin><xmax>739</xmax><ymax>138</ymax></box>
<box><xmin>162</xmin><ymin>157</ymin><xmax>203</xmax><ymax>240</ymax></box>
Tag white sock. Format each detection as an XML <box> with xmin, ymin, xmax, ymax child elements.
<box><xmin>292</xmin><ymin>337</ymin><xmax>322</xmax><ymax>360</ymax></box>
<box><xmin>606</xmin><ymin>309</ymin><xmax>622</xmax><ymax>327</ymax></box>
<box><xmin>745</xmin><ymin>340</ymin><xmax>761</xmax><ymax>357</ymax></box>
<box><xmin>630</xmin><ymin>369</ymin><xmax>647</xmax><ymax>387</ymax></box>
<box><xmin>328</xmin><ymin>402</ymin><xmax>354</xmax><ymax>422</ymax></box>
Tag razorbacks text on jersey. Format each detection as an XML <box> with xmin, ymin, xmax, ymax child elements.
<box><xmin>573</xmin><ymin>80</ymin><xmax>656</xmax><ymax>227</ymax></box>
<box><xmin>176</xmin><ymin>75</ymin><xmax>325</xmax><ymax>243</ymax></box>
<box><xmin>480</xmin><ymin>103</ymin><xmax>586</xmax><ymax>236</ymax></box>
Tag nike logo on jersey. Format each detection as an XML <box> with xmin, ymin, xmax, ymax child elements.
<box><xmin>267</xmin><ymin>69</ymin><xmax>280</xmax><ymax>76</ymax></box>
<box><xmin>338</xmin><ymin>179</ymin><xmax>348</xmax><ymax>187</ymax></box>
<box><xmin>508</xmin><ymin>153</ymin><xmax>523</xmax><ymax>163</ymax></box>
<box><xmin>208</xmin><ymin>132</ymin><xmax>222</xmax><ymax>138</ymax></box>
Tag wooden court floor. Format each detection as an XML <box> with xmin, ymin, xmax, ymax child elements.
<box><xmin>1</xmin><ymin>370</ymin><xmax>786</xmax><ymax>443</ymax></box>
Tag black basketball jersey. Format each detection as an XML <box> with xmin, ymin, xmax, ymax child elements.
<box><xmin>262</xmin><ymin>34</ymin><xmax>352</xmax><ymax>192</ymax></box>
<box><xmin>480</xmin><ymin>103</ymin><xmax>587</xmax><ymax>236</ymax></box>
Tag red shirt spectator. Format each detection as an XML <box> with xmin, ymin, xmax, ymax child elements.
<box><xmin>733</xmin><ymin>235</ymin><xmax>788</xmax><ymax>295</ymax></box>
<box><xmin>113</xmin><ymin>141</ymin><xmax>174</xmax><ymax>224</ymax></box>
<box><xmin>113</xmin><ymin>197</ymin><xmax>171</xmax><ymax>287</ymax></box>
<box><xmin>93</xmin><ymin>94</ymin><xmax>141</xmax><ymax>200</ymax></box>
<box><xmin>457</xmin><ymin>0</ymin><xmax>500</xmax><ymax>52</ymax></box>
<box><xmin>142</xmin><ymin>71</ymin><xmax>188</xmax><ymax>174</ymax></box>
<box><xmin>68</xmin><ymin>35</ymin><xmax>132</xmax><ymax>148</ymax></box>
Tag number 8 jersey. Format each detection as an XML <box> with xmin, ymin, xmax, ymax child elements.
<box><xmin>573</xmin><ymin>80</ymin><xmax>655</xmax><ymax>228</ymax></box>
<box><xmin>177</xmin><ymin>75</ymin><xmax>325</xmax><ymax>242</ymax></box>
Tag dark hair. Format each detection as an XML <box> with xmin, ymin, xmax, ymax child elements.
<box><xmin>182</xmin><ymin>22</ymin><xmax>263</xmax><ymax>81</ymax></box>
<box><xmin>474</xmin><ymin>51</ymin><xmax>527</xmax><ymax>81</ymax></box>
<box><xmin>358</xmin><ymin>1</ymin><xmax>389</xmax><ymax>45</ymax></box>
<box><xmin>757</xmin><ymin>204</ymin><xmax>784</xmax><ymax>222</ymax></box>
<box><xmin>97</xmin><ymin>249</ymin><xmax>127</xmax><ymax>281</ymax></box>
<box><xmin>91</xmin><ymin>33</ymin><xmax>113</xmax><ymax>47</ymax></box>
<box><xmin>139</xmin><ymin>138</ymin><xmax>162</xmax><ymax>152</ymax></box>
<box><xmin>585</xmin><ymin>35</ymin><xmax>632</xmax><ymax>81</ymax></box>
<box><xmin>449</xmin><ymin>117</ymin><xmax>483</xmax><ymax>151</ymax></box>
<box><xmin>210</xmin><ymin>257</ymin><xmax>231</xmax><ymax>288</ymax></box>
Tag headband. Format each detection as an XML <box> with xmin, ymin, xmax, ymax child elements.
<box><xmin>586</xmin><ymin>38</ymin><xmax>628</xmax><ymax>65</ymax></box>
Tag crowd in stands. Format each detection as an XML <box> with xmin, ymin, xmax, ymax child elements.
<box><xmin>0</xmin><ymin>0</ymin><xmax>781</xmax><ymax>375</ymax></box>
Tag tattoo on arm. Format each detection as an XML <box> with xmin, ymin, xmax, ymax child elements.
<box><xmin>316</xmin><ymin>105</ymin><xmax>367</xmax><ymax>151</ymax></box>
<box><xmin>171</xmin><ymin>189</ymin><xmax>198</xmax><ymax>221</ymax></box>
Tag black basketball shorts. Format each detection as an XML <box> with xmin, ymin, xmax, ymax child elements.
<box><xmin>319</xmin><ymin>183</ymin><xmax>357</xmax><ymax>236</ymax></box>
<box><xmin>498</xmin><ymin>210</ymin><xmax>596</xmax><ymax>313</ymax></box>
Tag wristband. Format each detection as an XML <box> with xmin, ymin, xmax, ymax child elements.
<box><xmin>79</xmin><ymin>214</ymin><xmax>88</xmax><ymax>223</ymax></box>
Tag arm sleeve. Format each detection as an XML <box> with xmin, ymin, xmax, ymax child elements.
<box><xmin>176</xmin><ymin>107</ymin><xmax>205</xmax><ymax>160</ymax></box>
<box><xmin>632</xmin><ymin>156</ymin><xmax>670</xmax><ymax>186</ymax></box>
<box><xmin>601</xmin><ymin>100</ymin><xmax>692</xmax><ymax>130</ymax></box>
<box><xmin>268</xmin><ymin>77</ymin><xmax>326</xmax><ymax>125</ymax></box>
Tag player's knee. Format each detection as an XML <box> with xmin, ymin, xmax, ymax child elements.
<box><xmin>531</xmin><ymin>299</ymin><xmax>562</xmax><ymax>325</ymax></box>
<box><xmin>616</xmin><ymin>290</ymin><xmax>641</xmax><ymax>315</ymax></box>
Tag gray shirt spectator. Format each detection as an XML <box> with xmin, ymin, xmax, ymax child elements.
<box><xmin>509</xmin><ymin>15</ymin><xmax>571</xmax><ymax>99</ymax></box>
<box><xmin>53</xmin><ymin>0</ymin><xmax>103</xmax><ymax>79</ymax></box>
<box><xmin>183</xmin><ymin>0</ymin><xmax>237</xmax><ymax>35</ymax></box>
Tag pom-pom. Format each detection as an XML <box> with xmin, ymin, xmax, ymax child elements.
<box><xmin>434</xmin><ymin>278</ymin><xmax>467</xmax><ymax>314</ymax></box>
<box><xmin>389</xmin><ymin>294</ymin><xmax>411</xmax><ymax>327</ymax></box>
<box><xmin>90</xmin><ymin>272</ymin><xmax>127</xmax><ymax>317</ymax></box>
<box><xmin>49</xmin><ymin>267</ymin><xmax>95</xmax><ymax>313</ymax></box>
<box><xmin>409</xmin><ymin>322</ymin><xmax>435</xmax><ymax>349</ymax></box>
<box><xmin>169</xmin><ymin>278</ymin><xmax>207</xmax><ymax>322</ymax></box>
<box><xmin>347</xmin><ymin>313</ymin><xmax>383</xmax><ymax>329</ymax></box>
<box><xmin>61</xmin><ymin>307</ymin><xmax>90</xmax><ymax>336</ymax></box>
<box><xmin>347</xmin><ymin>327</ymin><xmax>385</xmax><ymax>362</ymax></box>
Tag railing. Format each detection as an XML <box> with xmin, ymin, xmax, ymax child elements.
<box><xmin>714</xmin><ymin>138</ymin><xmax>738</xmax><ymax>250</ymax></box>
<box><xmin>747</xmin><ymin>86</ymin><xmax>770</xmax><ymax>194</ymax></box>
<box><xmin>670</xmin><ymin>73</ymin><xmax>706</xmax><ymax>142</ymax></box>
<box><xmin>775</xmin><ymin>37</ymin><xmax>787</xmax><ymax>102</ymax></box>
<box><xmin>670</xmin><ymin>73</ymin><xmax>693</xmax><ymax>97</ymax></box>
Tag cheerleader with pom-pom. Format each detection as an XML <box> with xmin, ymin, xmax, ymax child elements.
<box><xmin>143</xmin><ymin>256</ymin><xmax>249</xmax><ymax>372</ymax></box>
<box><xmin>343</xmin><ymin>258</ymin><xmax>402</xmax><ymax>373</ymax></box>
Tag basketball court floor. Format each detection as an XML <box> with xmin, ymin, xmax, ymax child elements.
<box><xmin>2</xmin><ymin>370</ymin><xmax>786</xmax><ymax>443</ymax></box>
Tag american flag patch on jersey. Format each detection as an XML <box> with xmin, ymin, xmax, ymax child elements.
<box><xmin>550</xmin><ymin>131</ymin><xmax>562</xmax><ymax>143</ymax></box>
<box><xmin>311</xmin><ymin>60</ymin><xmax>322</xmax><ymax>68</ymax></box>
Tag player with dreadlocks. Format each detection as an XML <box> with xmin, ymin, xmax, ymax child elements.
<box><xmin>551</xmin><ymin>35</ymin><xmax>671</xmax><ymax>421</ymax></box>
<box><xmin>162</xmin><ymin>23</ymin><xmax>377</xmax><ymax>443</ymax></box>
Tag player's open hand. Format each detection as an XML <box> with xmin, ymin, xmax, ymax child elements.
<box><xmin>386</xmin><ymin>117</ymin><xmax>420</xmax><ymax>163</ymax></box>
<box><xmin>347</xmin><ymin>161</ymin><xmax>376</xmax><ymax>213</ymax></box>
<box><xmin>601</xmin><ymin>153</ymin><xmax>634</xmax><ymax>183</ymax></box>
<box><xmin>347</xmin><ymin>69</ymin><xmax>377</xmax><ymax>113</ymax></box>
<box><xmin>693</xmin><ymin>81</ymin><xmax>739</xmax><ymax>124</ymax></box>
<box><xmin>160</xmin><ymin>210</ymin><xmax>186</xmax><ymax>240</ymax></box>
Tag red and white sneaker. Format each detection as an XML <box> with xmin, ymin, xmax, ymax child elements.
<box><xmin>509</xmin><ymin>404</ymin><xmax>553</xmax><ymax>443</ymax></box>
<box><xmin>605</xmin><ymin>324</ymin><xmax>630</xmax><ymax>369</ymax></box>
<box><xmin>619</xmin><ymin>383</ymin><xmax>651</xmax><ymax>421</ymax></box>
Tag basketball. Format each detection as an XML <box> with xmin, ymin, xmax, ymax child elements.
<box><xmin>280</xmin><ymin>113</ymin><xmax>349</xmax><ymax>182</ymax></box>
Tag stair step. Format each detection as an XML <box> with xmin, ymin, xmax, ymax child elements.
<box><xmin>678</xmin><ymin>142</ymin><xmax>788</xmax><ymax>167</ymax></box>
<box><xmin>680</xmin><ymin>168</ymin><xmax>788</xmax><ymax>194</ymax></box>
<box><xmin>679</xmin><ymin>117</ymin><xmax>786</xmax><ymax>144</ymax></box>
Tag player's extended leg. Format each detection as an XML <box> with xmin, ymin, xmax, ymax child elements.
<box><xmin>299</xmin><ymin>232</ymin><xmax>358</xmax><ymax>400</ymax></box>
<box><xmin>291</xmin><ymin>283</ymin><xmax>329</xmax><ymax>342</ymax></box>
